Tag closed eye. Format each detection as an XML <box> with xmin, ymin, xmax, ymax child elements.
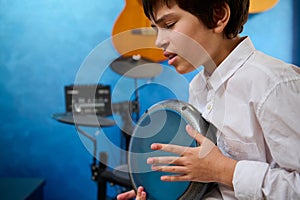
<box><xmin>165</xmin><ymin>22</ymin><xmax>175</xmax><ymax>29</ymax></box>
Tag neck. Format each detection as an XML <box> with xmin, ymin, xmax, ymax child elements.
<box><xmin>203</xmin><ymin>36</ymin><xmax>244</xmax><ymax>76</ymax></box>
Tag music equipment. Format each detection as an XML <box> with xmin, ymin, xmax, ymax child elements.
<box><xmin>128</xmin><ymin>100</ymin><xmax>217</xmax><ymax>200</ymax></box>
<box><xmin>112</xmin><ymin>0</ymin><xmax>165</xmax><ymax>62</ymax></box>
<box><xmin>249</xmin><ymin>0</ymin><xmax>279</xmax><ymax>13</ymax></box>
<box><xmin>52</xmin><ymin>112</ymin><xmax>115</xmax><ymax>127</ymax></box>
<box><xmin>110</xmin><ymin>55</ymin><xmax>162</xmax><ymax>78</ymax></box>
<box><xmin>64</xmin><ymin>84</ymin><xmax>112</xmax><ymax>116</ymax></box>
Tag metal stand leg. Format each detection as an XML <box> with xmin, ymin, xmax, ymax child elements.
<box><xmin>75</xmin><ymin>125</ymin><xmax>108</xmax><ymax>200</ymax></box>
<box><xmin>96</xmin><ymin>152</ymin><xmax>108</xmax><ymax>200</ymax></box>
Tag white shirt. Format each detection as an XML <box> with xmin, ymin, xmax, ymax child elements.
<box><xmin>189</xmin><ymin>37</ymin><xmax>300</xmax><ymax>200</ymax></box>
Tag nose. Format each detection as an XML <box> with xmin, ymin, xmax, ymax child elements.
<box><xmin>155</xmin><ymin>28</ymin><xmax>168</xmax><ymax>50</ymax></box>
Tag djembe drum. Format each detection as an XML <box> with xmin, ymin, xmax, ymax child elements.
<box><xmin>128</xmin><ymin>100</ymin><xmax>217</xmax><ymax>200</ymax></box>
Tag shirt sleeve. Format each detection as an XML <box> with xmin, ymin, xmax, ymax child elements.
<box><xmin>233</xmin><ymin>76</ymin><xmax>300</xmax><ymax>199</ymax></box>
<box><xmin>233</xmin><ymin>160</ymin><xmax>268</xmax><ymax>199</ymax></box>
<box><xmin>233</xmin><ymin>160</ymin><xmax>300</xmax><ymax>199</ymax></box>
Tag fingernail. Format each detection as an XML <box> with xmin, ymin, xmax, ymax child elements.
<box><xmin>147</xmin><ymin>158</ymin><xmax>153</xmax><ymax>164</ymax></box>
<box><xmin>186</xmin><ymin>124</ymin><xmax>191</xmax><ymax>130</ymax></box>
<box><xmin>150</xmin><ymin>143</ymin><xmax>157</xmax><ymax>150</ymax></box>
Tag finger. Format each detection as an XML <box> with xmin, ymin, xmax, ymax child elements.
<box><xmin>160</xmin><ymin>174</ymin><xmax>191</xmax><ymax>182</ymax></box>
<box><xmin>151</xmin><ymin>165</ymin><xmax>187</xmax><ymax>174</ymax></box>
<box><xmin>116</xmin><ymin>189</ymin><xmax>136</xmax><ymax>200</ymax></box>
<box><xmin>151</xmin><ymin>143</ymin><xmax>190</xmax><ymax>155</ymax></box>
<box><xmin>136</xmin><ymin>186</ymin><xmax>147</xmax><ymax>200</ymax></box>
<box><xmin>140</xmin><ymin>191</ymin><xmax>146</xmax><ymax>200</ymax></box>
<box><xmin>186</xmin><ymin>124</ymin><xmax>215</xmax><ymax>159</ymax></box>
<box><xmin>147</xmin><ymin>156</ymin><xmax>182</xmax><ymax>165</ymax></box>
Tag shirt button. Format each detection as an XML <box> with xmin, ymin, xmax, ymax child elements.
<box><xmin>207</xmin><ymin>103</ymin><xmax>213</xmax><ymax>111</ymax></box>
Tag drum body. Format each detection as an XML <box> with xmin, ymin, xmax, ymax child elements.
<box><xmin>128</xmin><ymin>100</ymin><xmax>216</xmax><ymax>200</ymax></box>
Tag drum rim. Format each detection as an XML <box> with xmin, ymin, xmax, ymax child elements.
<box><xmin>128</xmin><ymin>99</ymin><xmax>213</xmax><ymax>199</ymax></box>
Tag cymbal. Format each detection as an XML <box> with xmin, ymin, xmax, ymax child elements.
<box><xmin>110</xmin><ymin>55</ymin><xmax>162</xmax><ymax>78</ymax></box>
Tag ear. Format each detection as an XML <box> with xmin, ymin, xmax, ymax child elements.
<box><xmin>213</xmin><ymin>3</ymin><xmax>230</xmax><ymax>34</ymax></box>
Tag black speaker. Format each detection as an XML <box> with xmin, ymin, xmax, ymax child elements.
<box><xmin>64</xmin><ymin>84</ymin><xmax>112</xmax><ymax>116</ymax></box>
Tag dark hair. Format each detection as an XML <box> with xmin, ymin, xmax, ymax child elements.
<box><xmin>142</xmin><ymin>0</ymin><xmax>249</xmax><ymax>39</ymax></box>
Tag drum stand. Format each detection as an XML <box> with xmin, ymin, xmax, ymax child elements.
<box><xmin>75</xmin><ymin>125</ymin><xmax>107</xmax><ymax>199</ymax></box>
<box><xmin>65</xmin><ymin>92</ymin><xmax>140</xmax><ymax>200</ymax></box>
<box><xmin>87</xmin><ymin>100</ymin><xmax>139</xmax><ymax>200</ymax></box>
<box><xmin>74</xmin><ymin>117</ymin><xmax>132</xmax><ymax>200</ymax></box>
<box><xmin>52</xmin><ymin>113</ymin><xmax>118</xmax><ymax>200</ymax></box>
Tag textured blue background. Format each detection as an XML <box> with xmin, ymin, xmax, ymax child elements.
<box><xmin>0</xmin><ymin>0</ymin><xmax>298</xmax><ymax>199</ymax></box>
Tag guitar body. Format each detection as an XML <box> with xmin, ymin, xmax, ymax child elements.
<box><xmin>112</xmin><ymin>0</ymin><xmax>165</xmax><ymax>62</ymax></box>
<box><xmin>249</xmin><ymin>0</ymin><xmax>279</xmax><ymax>13</ymax></box>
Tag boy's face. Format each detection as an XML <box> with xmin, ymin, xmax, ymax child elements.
<box><xmin>150</xmin><ymin>3</ymin><xmax>216</xmax><ymax>74</ymax></box>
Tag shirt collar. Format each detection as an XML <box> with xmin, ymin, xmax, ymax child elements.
<box><xmin>205</xmin><ymin>37</ymin><xmax>255</xmax><ymax>91</ymax></box>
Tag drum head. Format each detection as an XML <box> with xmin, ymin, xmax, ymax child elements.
<box><xmin>128</xmin><ymin>100</ymin><xmax>216</xmax><ymax>200</ymax></box>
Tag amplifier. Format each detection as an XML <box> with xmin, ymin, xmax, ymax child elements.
<box><xmin>64</xmin><ymin>84</ymin><xmax>112</xmax><ymax>116</ymax></box>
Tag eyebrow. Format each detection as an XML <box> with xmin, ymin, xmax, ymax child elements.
<box><xmin>153</xmin><ymin>13</ymin><xmax>176</xmax><ymax>25</ymax></box>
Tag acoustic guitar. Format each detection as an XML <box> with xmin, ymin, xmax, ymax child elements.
<box><xmin>112</xmin><ymin>0</ymin><xmax>166</xmax><ymax>62</ymax></box>
<box><xmin>249</xmin><ymin>0</ymin><xmax>279</xmax><ymax>13</ymax></box>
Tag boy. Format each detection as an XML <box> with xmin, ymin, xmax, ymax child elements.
<box><xmin>118</xmin><ymin>0</ymin><xmax>300</xmax><ymax>199</ymax></box>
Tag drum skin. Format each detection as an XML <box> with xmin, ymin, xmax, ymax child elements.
<box><xmin>128</xmin><ymin>100</ymin><xmax>217</xmax><ymax>200</ymax></box>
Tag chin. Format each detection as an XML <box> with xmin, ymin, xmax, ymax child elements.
<box><xmin>174</xmin><ymin>64</ymin><xmax>195</xmax><ymax>74</ymax></box>
<box><xmin>175</xmin><ymin>67</ymin><xmax>189</xmax><ymax>74</ymax></box>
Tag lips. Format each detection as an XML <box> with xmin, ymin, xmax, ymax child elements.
<box><xmin>163</xmin><ymin>51</ymin><xmax>178</xmax><ymax>65</ymax></box>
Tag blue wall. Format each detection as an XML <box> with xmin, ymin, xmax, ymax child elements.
<box><xmin>0</xmin><ymin>0</ymin><xmax>297</xmax><ymax>199</ymax></box>
<box><xmin>293</xmin><ymin>0</ymin><xmax>300</xmax><ymax>66</ymax></box>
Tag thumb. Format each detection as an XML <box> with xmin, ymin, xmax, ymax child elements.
<box><xmin>186</xmin><ymin>124</ymin><xmax>215</xmax><ymax>159</ymax></box>
<box><xmin>116</xmin><ymin>189</ymin><xmax>136</xmax><ymax>200</ymax></box>
<box><xmin>186</xmin><ymin>124</ymin><xmax>205</xmax><ymax>144</ymax></box>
